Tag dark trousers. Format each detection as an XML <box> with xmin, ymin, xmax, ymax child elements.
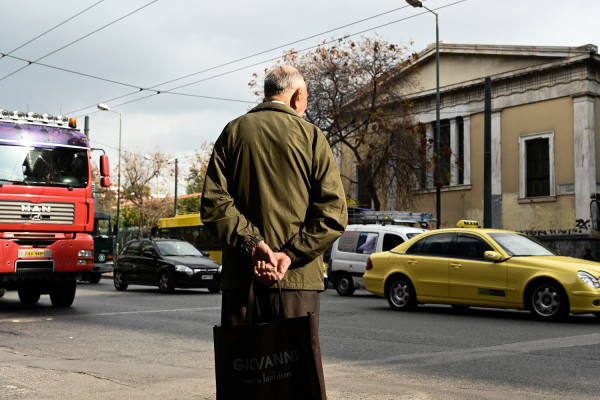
<box><xmin>220</xmin><ymin>285</ymin><xmax>321</xmax><ymax>329</ymax></box>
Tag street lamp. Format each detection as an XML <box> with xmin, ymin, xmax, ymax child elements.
<box><xmin>97</xmin><ymin>103</ymin><xmax>123</xmax><ymax>238</ymax></box>
<box><xmin>406</xmin><ymin>0</ymin><xmax>441</xmax><ymax>228</ymax></box>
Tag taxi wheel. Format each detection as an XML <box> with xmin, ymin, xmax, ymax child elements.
<box><xmin>158</xmin><ymin>270</ymin><xmax>175</xmax><ymax>294</ymax></box>
<box><xmin>528</xmin><ymin>280</ymin><xmax>569</xmax><ymax>321</ymax></box>
<box><xmin>386</xmin><ymin>275</ymin><xmax>417</xmax><ymax>311</ymax></box>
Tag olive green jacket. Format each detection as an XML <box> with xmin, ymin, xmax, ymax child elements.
<box><xmin>200</xmin><ymin>102</ymin><xmax>347</xmax><ymax>290</ymax></box>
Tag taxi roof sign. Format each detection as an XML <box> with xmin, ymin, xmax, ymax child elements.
<box><xmin>457</xmin><ymin>220</ymin><xmax>480</xmax><ymax>228</ymax></box>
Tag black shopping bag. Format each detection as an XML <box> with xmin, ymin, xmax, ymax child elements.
<box><xmin>213</xmin><ymin>282</ymin><xmax>326</xmax><ymax>399</ymax></box>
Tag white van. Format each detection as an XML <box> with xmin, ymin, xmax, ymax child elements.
<box><xmin>328</xmin><ymin>224</ymin><xmax>426</xmax><ymax>296</ymax></box>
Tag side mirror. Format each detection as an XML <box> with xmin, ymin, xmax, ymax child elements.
<box><xmin>99</xmin><ymin>154</ymin><xmax>110</xmax><ymax>187</ymax></box>
<box><xmin>484</xmin><ymin>251</ymin><xmax>503</xmax><ymax>262</ymax></box>
<box><xmin>143</xmin><ymin>251</ymin><xmax>154</xmax><ymax>258</ymax></box>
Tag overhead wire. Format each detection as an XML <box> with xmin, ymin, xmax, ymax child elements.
<box><xmin>0</xmin><ymin>0</ymin><xmax>159</xmax><ymax>83</ymax></box>
<box><xmin>66</xmin><ymin>4</ymin><xmax>419</xmax><ymax>115</ymax></box>
<box><xmin>81</xmin><ymin>0</ymin><xmax>466</xmax><ymax>113</ymax></box>
<box><xmin>0</xmin><ymin>0</ymin><xmax>105</xmax><ymax>61</ymax></box>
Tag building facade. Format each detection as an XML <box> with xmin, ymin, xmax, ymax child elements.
<box><xmin>342</xmin><ymin>43</ymin><xmax>600</xmax><ymax>255</ymax></box>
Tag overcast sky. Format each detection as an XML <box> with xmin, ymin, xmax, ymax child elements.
<box><xmin>0</xmin><ymin>0</ymin><xmax>598</xmax><ymax>193</ymax></box>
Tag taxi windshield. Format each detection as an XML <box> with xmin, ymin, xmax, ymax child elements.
<box><xmin>488</xmin><ymin>233</ymin><xmax>556</xmax><ymax>257</ymax></box>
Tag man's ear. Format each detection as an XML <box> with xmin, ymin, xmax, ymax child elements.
<box><xmin>290</xmin><ymin>88</ymin><xmax>301</xmax><ymax>111</ymax></box>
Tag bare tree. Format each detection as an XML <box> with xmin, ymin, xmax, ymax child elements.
<box><xmin>120</xmin><ymin>151</ymin><xmax>172</xmax><ymax>237</ymax></box>
<box><xmin>250</xmin><ymin>35</ymin><xmax>426</xmax><ymax>210</ymax></box>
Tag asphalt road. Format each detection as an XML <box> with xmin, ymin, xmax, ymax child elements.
<box><xmin>1</xmin><ymin>279</ymin><xmax>600</xmax><ymax>399</ymax></box>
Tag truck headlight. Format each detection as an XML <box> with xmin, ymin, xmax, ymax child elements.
<box><xmin>98</xmin><ymin>253</ymin><xmax>106</xmax><ymax>262</ymax></box>
<box><xmin>78</xmin><ymin>249</ymin><xmax>93</xmax><ymax>258</ymax></box>
<box><xmin>578</xmin><ymin>271</ymin><xmax>600</xmax><ymax>288</ymax></box>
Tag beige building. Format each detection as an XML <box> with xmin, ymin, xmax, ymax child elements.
<box><xmin>344</xmin><ymin>43</ymin><xmax>600</xmax><ymax>247</ymax></box>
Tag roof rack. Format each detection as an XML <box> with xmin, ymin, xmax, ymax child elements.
<box><xmin>347</xmin><ymin>207</ymin><xmax>436</xmax><ymax>228</ymax></box>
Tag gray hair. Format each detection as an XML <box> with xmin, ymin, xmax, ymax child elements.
<box><xmin>264</xmin><ymin>66</ymin><xmax>304</xmax><ymax>98</ymax></box>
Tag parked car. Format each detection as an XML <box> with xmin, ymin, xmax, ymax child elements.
<box><xmin>364</xmin><ymin>220</ymin><xmax>600</xmax><ymax>321</ymax></box>
<box><xmin>328</xmin><ymin>224</ymin><xmax>427</xmax><ymax>296</ymax></box>
<box><xmin>114</xmin><ymin>238</ymin><xmax>222</xmax><ymax>294</ymax></box>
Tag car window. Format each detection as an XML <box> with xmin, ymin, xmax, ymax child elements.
<box><xmin>141</xmin><ymin>241</ymin><xmax>155</xmax><ymax>256</ymax></box>
<box><xmin>382</xmin><ymin>234</ymin><xmax>404</xmax><ymax>251</ymax></box>
<box><xmin>124</xmin><ymin>241</ymin><xmax>140</xmax><ymax>256</ymax></box>
<box><xmin>488</xmin><ymin>232</ymin><xmax>556</xmax><ymax>256</ymax></box>
<box><xmin>454</xmin><ymin>234</ymin><xmax>492</xmax><ymax>260</ymax></box>
<box><xmin>156</xmin><ymin>241</ymin><xmax>203</xmax><ymax>257</ymax></box>
<box><xmin>337</xmin><ymin>231</ymin><xmax>378</xmax><ymax>254</ymax></box>
<box><xmin>406</xmin><ymin>233</ymin><xmax>453</xmax><ymax>256</ymax></box>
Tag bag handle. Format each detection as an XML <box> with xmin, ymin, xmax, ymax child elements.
<box><xmin>244</xmin><ymin>275</ymin><xmax>286</xmax><ymax>325</ymax></box>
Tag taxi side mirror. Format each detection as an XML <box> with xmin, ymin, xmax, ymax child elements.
<box><xmin>484</xmin><ymin>251</ymin><xmax>503</xmax><ymax>261</ymax></box>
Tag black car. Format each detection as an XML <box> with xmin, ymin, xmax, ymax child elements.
<box><xmin>114</xmin><ymin>238</ymin><xmax>222</xmax><ymax>293</ymax></box>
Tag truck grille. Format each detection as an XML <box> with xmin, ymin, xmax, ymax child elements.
<box><xmin>15</xmin><ymin>260</ymin><xmax>55</xmax><ymax>274</ymax></box>
<box><xmin>0</xmin><ymin>200</ymin><xmax>75</xmax><ymax>225</ymax></box>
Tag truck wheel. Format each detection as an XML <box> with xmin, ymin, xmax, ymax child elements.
<box><xmin>158</xmin><ymin>270</ymin><xmax>175</xmax><ymax>293</ymax></box>
<box><xmin>114</xmin><ymin>270</ymin><xmax>128</xmax><ymax>291</ymax></box>
<box><xmin>18</xmin><ymin>288</ymin><xmax>41</xmax><ymax>304</ymax></box>
<box><xmin>335</xmin><ymin>272</ymin><xmax>355</xmax><ymax>296</ymax></box>
<box><xmin>50</xmin><ymin>280</ymin><xmax>76</xmax><ymax>307</ymax></box>
<box><xmin>88</xmin><ymin>273</ymin><xmax>102</xmax><ymax>284</ymax></box>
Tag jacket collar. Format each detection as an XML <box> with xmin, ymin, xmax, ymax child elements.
<box><xmin>247</xmin><ymin>101</ymin><xmax>300</xmax><ymax>118</ymax></box>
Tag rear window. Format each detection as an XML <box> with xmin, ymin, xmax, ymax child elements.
<box><xmin>406</xmin><ymin>233</ymin><xmax>453</xmax><ymax>256</ymax></box>
<box><xmin>337</xmin><ymin>231</ymin><xmax>379</xmax><ymax>254</ymax></box>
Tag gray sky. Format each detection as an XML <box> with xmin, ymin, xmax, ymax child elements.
<box><xmin>0</xmin><ymin>0</ymin><xmax>598</xmax><ymax>193</ymax></box>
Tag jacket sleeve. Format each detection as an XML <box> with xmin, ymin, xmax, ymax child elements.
<box><xmin>200</xmin><ymin>131</ymin><xmax>264</xmax><ymax>253</ymax></box>
<box><xmin>280</xmin><ymin>133</ymin><xmax>348</xmax><ymax>265</ymax></box>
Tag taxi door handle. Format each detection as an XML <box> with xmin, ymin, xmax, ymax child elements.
<box><xmin>450</xmin><ymin>262</ymin><xmax>462</xmax><ymax>269</ymax></box>
<box><xmin>408</xmin><ymin>259</ymin><xmax>417</xmax><ymax>265</ymax></box>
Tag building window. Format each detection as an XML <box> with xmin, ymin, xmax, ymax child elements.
<box><xmin>519</xmin><ymin>132</ymin><xmax>555</xmax><ymax>199</ymax></box>
<box><xmin>439</xmin><ymin>119</ymin><xmax>451</xmax><ymax>186</ymax></box>
<box><xmin>457</xmin><ymin>117</ymin><xmax>464</xmax><ymax>185</ymax></box>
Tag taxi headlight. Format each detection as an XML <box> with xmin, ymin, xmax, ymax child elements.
<box><xmin>578</xmin><ymin>271</ymin><xmax>600</xmax><ymax>288</ymax></box>
<box><xmin>175</xmin><ymin>265</ymin><xmax>193</xmax><ymax>274</ymax></box>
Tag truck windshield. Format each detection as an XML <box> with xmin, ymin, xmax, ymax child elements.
<box><xmin>0</xmin><ymin>144</ymin><xmax>88</xmax><ymax>188</ymax></box>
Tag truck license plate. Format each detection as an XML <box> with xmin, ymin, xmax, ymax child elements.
<box><xmin>201</xmin><ymin>275</ymin><xmax>213</xmax><ymax>280</ymax></box>
<box><xmin>18</xmin><ymin>249</ymin><xmax>51</xmax><ymax>258</ymax></box>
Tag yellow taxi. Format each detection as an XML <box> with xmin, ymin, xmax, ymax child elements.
<box><xmin>363</xmin><ymin>220</ymin><xmax>600</xmax><ymax>321</ymax></box>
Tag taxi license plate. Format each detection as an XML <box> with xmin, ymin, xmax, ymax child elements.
<box><xmin>18</xmin><ymin>249</ymin><xmax>51</xmax><ymax>258</ymax></box>
<box><xmin>201</xmin><ymin>275</ymin><xmax>213</xmax><ymax>280</ymax></box>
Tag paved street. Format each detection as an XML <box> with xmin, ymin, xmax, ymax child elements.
<box><xmin>1</xmin><ymin>279</ymin><xmax>600</xmax><ymax>399</ymax></box>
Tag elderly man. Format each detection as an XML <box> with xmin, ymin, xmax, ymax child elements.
<box><xmin>201</xmin><ymin>65</ymin><xmax>347</xmax><ymax>326</ymax></box>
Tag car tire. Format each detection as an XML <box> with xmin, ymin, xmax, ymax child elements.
<box><xmin>114</xmin><ymin>270</ymin><xmax>128</xmax><ymax>291</ymax></box>
<box><xmin>334</xmin><ymin>272</ymin><xmax>355</xmax><ymax>296</ymax></box>
<box><xmin>158</xmin><ymin>270</ymin><xmax>175</xmax><ymax>294</ymax></box>
<box><xmin>386</xmin><ymin>275</ymin><xmax>417</xmax><ymax>311</ymax></box>
<box><xmin>88</xmin><ymin>273</ymin><xmax>102</xmax><ymax>284</ymax></box>
<box><xmin>527</xmin><ymin>280</ymin><xmax>569</xmax><ymax>321</ymax></box>
<box><xmin>18</xmin><ymin>288</ymin><xmax>41</xmax><ymax>304</ymax></box>
<box><xmin>50</xmin><ymin>280</ymin><xmax>76</xmax><ymax>307</ymax></box>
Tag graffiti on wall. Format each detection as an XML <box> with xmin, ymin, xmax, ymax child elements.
<box><xmin>520</xmin><ymin>219</ymin><xmax>591</xmax><ymax>236</ymax></box>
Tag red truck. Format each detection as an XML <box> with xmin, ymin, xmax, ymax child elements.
<box><xmin>0</xmin><ymin>109</ymin><xmax>110</xmax><ymax>306</ymax></box>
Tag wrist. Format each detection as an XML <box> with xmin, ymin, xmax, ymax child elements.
<box><xmin>243</xmin><ymin>236</ymin><xmax>263</xmax><ymax>254</ymax></box>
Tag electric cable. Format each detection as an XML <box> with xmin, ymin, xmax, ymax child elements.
<box><xmin>0</xmin><ymin>0</ymin><xmax>159</xmax><ymax>83</ymax></box>
<box><xmin>0</xmin><ymin>0</ymin><xmax>105</xmax><ymax>62</ymax></box>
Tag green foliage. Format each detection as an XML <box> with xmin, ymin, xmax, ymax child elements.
<box><xmin>178</xmin><ymin>195</ymin><xmax>202</xmax><ymax>214</ymax></box>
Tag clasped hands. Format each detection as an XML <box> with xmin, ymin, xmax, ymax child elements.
<box><xmin>252</xmin><ymin>241</ymin><xmax>291</xmax><ymax>286</ymax></box>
